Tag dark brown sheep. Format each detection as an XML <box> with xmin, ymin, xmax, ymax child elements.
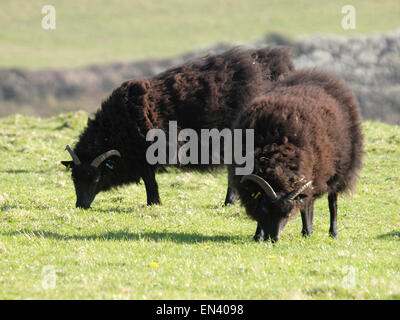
<box><xmin>229</xmin><ymin>69</ymin><xmax>364</xmax><ymax>242</ymax></box>
<box><xmin>61</xmin><ymin>47</ymin><xmax>294</xmax><ymax>209</ymax></box>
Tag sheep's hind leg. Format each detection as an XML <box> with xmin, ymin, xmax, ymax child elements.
<box><xmin>328</xmin><ymin>192</ymin><xmax>338</xmax><ymax>238</ymax></box>
<box><xmin>301</xmin><ymin>198</ymin><xmax>314</xmax><ymax>237</ymax></box>
<box><xmin>142</xmin><ymin>168</ymin><xmax>161</xmax><ymax>206</ymax></box>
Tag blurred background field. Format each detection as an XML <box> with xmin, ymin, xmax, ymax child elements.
<box><xmin>0</xmin><ymin>0</ymin><xmax>399</xmax><ymax>122</ymax></box>
<box><xmin>1</xmin><ymin>0</ymin><xmax>399</xmax><ymax>69</ymax></box>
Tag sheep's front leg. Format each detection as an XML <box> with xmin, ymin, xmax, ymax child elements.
<box><xmin>223</xmin><ymin>166</ymin><xmax>237</xmax><ymax>206</ymax></box>
<box><xmin>142</xmin><ymin>168</ymin><xmax>161</xmax><ymax>206</ymax></box>
<box><xmin>253</xmin><ymin>223</ymin><xmax>266</xmax><ymax>241</ymax></box>
<box><xmin>301</xmin><ymin>198</ymin><xmax>314</xmax><ymax>237</ymax></box>
<box><xmin>328</xmin><ymin>192</ymin><xmax>338</xmax><ymax>238</ymax></box>
<box><xmin>224</xmin><ymin>187</ymin><xmax>237</xmax><ymax>206</ymax></box>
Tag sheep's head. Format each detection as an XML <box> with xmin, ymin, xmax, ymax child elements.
<box><xmin>241</xmin><ymin>174</ymin><xmax>312</xmax><ymax>242</ymax></box>
<box><xmin>61</xmin><ymin>145</ymin><xmax>121</xmax><ymax>209</ymax></box>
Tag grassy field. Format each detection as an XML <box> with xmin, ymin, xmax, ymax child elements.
<box><xmin>0</xmin><ymin>112</ymin><xmax>399</xmax><ymax>299</ymax></box>
<box><xmin>0</xmin><ymin>0</ymin><xmax>399</xmax><ymax>69</ymax></box>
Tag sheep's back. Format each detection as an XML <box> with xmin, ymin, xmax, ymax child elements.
<box><xmin>234</xmin><ymin>84</ymin><xmax>357</xmax><ymax>195</ymax></box>
<box><xmin>277</xmin><ymin>70</ymin><xmax>364</xmax><ymax>192</ymax></box>
<box><xmin>153</xmin><ymin>48</ymin><xmax>265</xmax><ymax>131</ymax></box>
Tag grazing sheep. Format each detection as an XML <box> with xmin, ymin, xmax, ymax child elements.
<box><xmin>61</xmin><ymin>47</ymin><xmax>294</xmax><ymax>209</ymax></box>
<box><xmin>223</xmin><ymin>46</ymin><xmax>295</xmax><ymax>205</ymax></box>
<box><xmin>229</xmin><ymin>69</ymin><xmax>364</xmax><ymax>242</ymax></box>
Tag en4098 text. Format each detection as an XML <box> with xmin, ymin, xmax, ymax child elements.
<box><xmin>200</xmin><ymin>304</ymin><xmax>244</xmax><ymax>315</ymax></box>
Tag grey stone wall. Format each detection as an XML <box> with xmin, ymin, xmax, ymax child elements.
<box><xmin>1</xmin><ymin>30</ymin><xmax>399</xmax><ymax>124</ymax></box>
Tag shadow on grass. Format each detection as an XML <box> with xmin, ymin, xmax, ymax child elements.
<box><xmin>377</xmin><ymin>231</ymin><xmax>400</xmax><ymax>240</ymax></box>
<box><xmin>93</xmin><ymin>207</ymin><xmax>142</xmax><ymax>214</ymax></box>
<box><xmin>0</xmin><ymin>169</ymin><xmax>48</xmax><ymax>174</ymax></box>
<box><xmin>3</xmin><ymin>229</ymin><xmax>245</xmax><ymax>243</ymax></box>
<box><xmin>1</xmin><ymin>203</ymin><xmax>57</xmax><ymax>211</ymax></box>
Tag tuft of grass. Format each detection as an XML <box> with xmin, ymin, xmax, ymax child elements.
<box><xmin>0</xmin><ymin>0</ymin><xmax>399</xmax><ymax>69</ymax></box>
<box><xmin>0</xmin><ymin>113</ymin><xmax>399</xmax><ymax>299</ymax></box>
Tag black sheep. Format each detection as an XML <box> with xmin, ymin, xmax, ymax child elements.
<box><xmin>229</xmin><ymin>69</ymin><xmax>364</xmax><ymax>241</ymax></box>
<box><xmin>61</xmin><ymin>47</ymin><xmax>294</xmax><ymax>208</ymax></box>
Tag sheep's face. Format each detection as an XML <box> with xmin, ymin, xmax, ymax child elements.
<box><xmin>61</xmin><ymin>146</ymin><xmax>121</xmax><ymax>209</ymax></box>
<box><xmin>61</xmin><ymin>159</ymin><xmax>119</xmax><ymax>209</ymax></box>
<box><xmin>240</xmin><ymin>174</ymin><xmax>311</xmax><ymax>242</ymax></box>
<box><xmin>69</xmin><ymin>163</ymin><xmax>100</xmax><ymax>209</ymax></box>
<box><xmin>255</xmin><ymin>197</ymin><xmax>296</xmax><ymax>242</ymax></box>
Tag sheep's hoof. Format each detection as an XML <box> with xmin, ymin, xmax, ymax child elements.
<box><xmin>301</xmin><ymin>228</ymin><xmax>313</xmax><ymax>237</ymax></box>
<box><xmin>223</xmin><ymin>189</ymin><xmax>237</xmax><ymax>206</ymax></box>
<box><xmin>329</xmin><ymin>230</ymin><xmax>338</xmax><ymax>239</ymax></box>
<box><xmin>253</xmin><ymin>229</ymin><xmax>266</xmax><ymax>242</ymax></box>
<box><xmin>223</xmin><ymin>199</ymin><xmax>236</xmax><ymax>206</ymax></box>
<box><xmin>147</xmin><ymin>199</ymin><xmax>161</xmax><ymax>206</ymax></box>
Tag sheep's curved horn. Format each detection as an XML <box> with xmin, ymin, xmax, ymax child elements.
<box><xmin>286</xmin><ymin>181</ymin><xmax>312</xmax><ymax>200</ymax></box>
<box><xmin>65</xmin><ymin>145</ymin><xmax>81</xmax><ymax>165</ymax></box>
<box><xmin>240</xmin><ymin>174</ymin><xmax>278</xmax><ymax>200</ymax></box>
<box><xmin>91</xmin><ymin>150</ymin><xmax>121</xmax><ymax>168</ymax></box>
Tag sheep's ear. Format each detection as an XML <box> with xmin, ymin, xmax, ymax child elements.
<box><xmin>104</xmin><ymin>159</ymin><xmax>115</xmax><ymax>170</ymax></box>
<box><xmin>294</xmin><ymin>194</ymin><xmax>308</xmax><ymax>203</ymax></box>
<box><xmin>61</xmin><ymin>161</ymin><xmax>74</xmax><ymax>171</ymax></box>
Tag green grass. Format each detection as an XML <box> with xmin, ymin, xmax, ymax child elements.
<box><xmin>0</xmin><ymin>113</ymin><xmax>399</xmax><ymax>299</ymax></box>
<box><xmin>0</xmin><ymin>0</ymin><xmax>399</xmax><ymax>69</ymax></box>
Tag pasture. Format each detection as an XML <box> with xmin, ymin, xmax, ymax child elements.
<box><xmin>0</xmin><ymin>113</ymin><xmax>399</xmax><ymax>299</ymax></box>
